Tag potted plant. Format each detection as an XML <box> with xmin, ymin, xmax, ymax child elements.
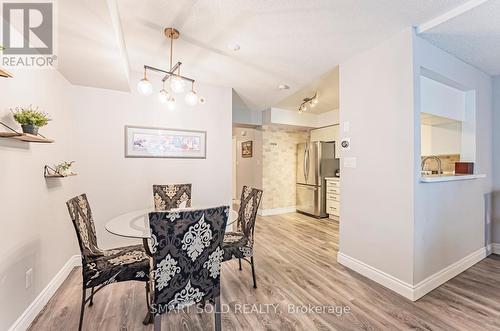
<box><xmin>55</xmin><ymin>161</ymin><xmax>75</xmax><ymax>176</ymax></box>
<box><xmin>11</xmin><ymin>106</ymin><xmax>51</xmax><ymax>135</ymax></box>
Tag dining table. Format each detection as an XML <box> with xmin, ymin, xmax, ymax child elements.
<box><xmin>105</xmin><ymin>206</ymin><xmax>239</xmax><ymax>255</ymax></box>
<box><xmin>104</xmin><ymin>206</ymin><xmax>239</xmax><ymax>325</ymax></box>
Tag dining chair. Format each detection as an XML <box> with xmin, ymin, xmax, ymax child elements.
<box><xmin>66</xmin><ymin>194</ymin><xmax>151</xmax><ymax>331</ymax></box>
<box><xmin>222</xmin><ymin>186</ymin><xmax>263</xmax><ymax>288</ymax></box>
<box><xmin>153</xmin><ymin>184</ymin><xmax>192</xmax><ymax>211</ymax></box>
<box><xmin>149</xmin><ymin>206</ymin><xmax>229</xmax><ymax>331</ymax></box>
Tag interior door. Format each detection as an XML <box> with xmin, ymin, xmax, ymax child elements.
<box><xmin>296</xmin><ymin>143</ymin><xmax>307</xmax><ymax>184</ymax></box>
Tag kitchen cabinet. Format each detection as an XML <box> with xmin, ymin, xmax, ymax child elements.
<box><xmin>325</xmin><ymin>177</ymin><xmax>340</xmax><ymax>219</ymax></box>
<box><xmin>310</xmin><ymin>125</ymin><xmax>340</xmax><ymax>159</ymax></box>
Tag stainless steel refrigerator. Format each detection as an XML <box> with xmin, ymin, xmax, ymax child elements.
<box><xmin>296</xmin><ymin>141</ymin><xmax>336</xmax><ymax>218</ymax></box>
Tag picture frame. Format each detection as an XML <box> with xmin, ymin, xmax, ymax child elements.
<box><xmin>241</xmin><ymin>140</ymin><xmax>253</xmax><ymax>158</ymax></box>
<box><xmin>125</xmin><ymin>125</ymin><xmax>207</xmax><ymax>159</ymax></box>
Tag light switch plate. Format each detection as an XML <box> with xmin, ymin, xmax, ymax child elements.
<box><xmin>343</xmin><ymin>157</ymin><xmax>357</xmax><ymax>168</ymax></box>
<box><xmin>340</xmin><ymin>138</ymin><xmax>351</xmax><ymax>151</ymax></box>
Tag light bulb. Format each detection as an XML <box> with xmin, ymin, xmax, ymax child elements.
<box><xmin>170</xmin><ymin>76</ymin><xmax>185</xmax><ymax>94</ymax></box>
<box><xmin>158</xmin><ymin>89</ymin><xmax>170</xmax><ymax>104</ymax></box>
<box><xmin>137</xmin><ymin>78</ymin><xmax>153</xmax><ymax>96</ymax></box>
<box><xmin>166</xmin><ymin>96</ymin><xmax>176</xmax><ymax>110</ymax></box>
<box><xmin>199</xmin><ymin>96</ymin><xmax>206</xmax><ymax>104</ymax></box>
<box><xmin>185</xmin><ymin>90</ymin><xmax>198</xmax><ymax>106</ymax></box>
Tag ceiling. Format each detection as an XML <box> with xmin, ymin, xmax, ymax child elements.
<box><xmin>57</xmin><ymin>0</ymin><xmax>473</xmax><ymax>111</ymax></box>
<box><xmin>275</xmin><ymin>66</ymin><xmax>339</xmax><ymax>114</ymax></box>
<box><xmin>57</xmin><ymin>0</ymin><xmax>130</xmax><ymax>91</ymax></box>
<box><xmin>418</xmin><ymin>0</ymin><xmax>500</xmax><ymax>76</ymax></box>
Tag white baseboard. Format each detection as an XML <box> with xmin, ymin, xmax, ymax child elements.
<box><xmin>337</xmin><ymin>252</ymin><xmax>414</xmax><ymax>300</ymax></box>
<box><xmin>258</xmin><ymin>206</ymin><xmax>296</xmax><ymax>216</ymax></box>
<box><xmin>338</xmin><ymin>246</ymin><xmax>488</xmax><ymax>301</ymax></box>
<box><xmin>412</xmin><ymin>246</ymin><xmax>487</xmax><ymax>300</ymax></box>
<box><xmin>8</xmin><ymin>255</ymin><xmax>81</xmax><ymax>331</ymax></box>
<box><xmin>491</xmin><ymin>243</ymin><xmax>500</xmax><ymax>255</ymax></box>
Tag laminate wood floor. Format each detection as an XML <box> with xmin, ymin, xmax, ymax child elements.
<box><xmin>29</xmin><ymin>213</ymin><xmax>500</xmax><ymax>330</ymax></box>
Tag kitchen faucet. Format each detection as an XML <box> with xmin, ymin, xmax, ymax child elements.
<box><xmin>421</xmin><ymin>155</ymin><xmax>442</xmax><ymax>175</ymax></box>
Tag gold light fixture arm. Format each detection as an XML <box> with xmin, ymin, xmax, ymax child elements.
<box><xmin>142</xmin><ymin>27</ymin><xmax>196</xmax><ymax>85</ymax></box>
<box><xmin>170</xmin><ymin>31</ymin><xmax>173</xmax><ymax>70</ymax></box>
<box><xmin>164</xmin><ymin>27</ymin><xmax>179</xmax><ymax>71</ymax></box>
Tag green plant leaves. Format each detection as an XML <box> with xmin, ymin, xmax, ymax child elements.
<box><xmin>11</xmin><ymin>106</ymin><xmax>51</xmax><ymax>127</ymax></box>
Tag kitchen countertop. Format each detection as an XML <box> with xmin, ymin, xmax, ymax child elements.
<box><xmin>325</xmin><ymin>177</ymin><xmax>340</xmax><ymax>180</ymax></box>
<box><xmin>420</xmin><ymin>174</ymin><xmax>486</xmax><ymax>183</ymax></box>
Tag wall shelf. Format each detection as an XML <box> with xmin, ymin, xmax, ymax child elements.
<box><xmin>44</xmin><ymin>173</ymin><xmax>77</xmax><ymax>178</ymax></box>
<box><xmin>420</xmin><ymin>174</ymin><xmax>486</xmax><ymax>183</ymax></box>
<box><xmin>0</xmin><ymin>122</ymin><xmax>54</xmax><ymax>143</ymax></box>
<box><xmin>0</xmin><ymin>67</ymin><xmax>13</xmax><ymax>78</ymax></box>
<box><xmin>44</xmin><ymin>165</ymin><xmax>77</xmax><ymax>178</ymax></box>
<box><xmin>0</xmin><ymin>132</ymin><xmax>54</xmax><ymax>143</ymax></box>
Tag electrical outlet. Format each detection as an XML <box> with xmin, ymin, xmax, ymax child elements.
<box><xmin>25</xmin><ymin>268</ymin><xmax>33</xmax><ymax>289</ymax></box>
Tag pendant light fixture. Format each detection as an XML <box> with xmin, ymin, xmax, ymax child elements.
<box><xmin>158</xmin><ymin>81</ymin><xmax>170</xmax><ymax>104</ymax></box>
<box><xmin>138</xmin><ymin>27</ymin><xmax>205</xmax><ymax>107</ymax></box>
<box><xmin>137</xmin><ymin>67</ymin><xmax>153</xmax><ymax>96</ymax></box>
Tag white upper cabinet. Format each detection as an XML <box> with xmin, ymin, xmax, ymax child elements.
<box><xmin>310</xmin><ymin>125</ymin><xmax>340</xmax><ymax>158</ymax></box>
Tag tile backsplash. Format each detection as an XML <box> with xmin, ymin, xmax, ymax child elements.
<box><xmin>261</xmin><ymin>125</ymin><xmax>309</xmax><ymax>210</ymax></box>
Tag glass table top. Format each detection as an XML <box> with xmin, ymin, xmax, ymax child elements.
<box><xmin>105</xmin><ymin>207</ymin><xmax>238</xmax><ymax>239</ymax></box>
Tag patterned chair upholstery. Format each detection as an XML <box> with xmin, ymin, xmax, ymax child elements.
<box><xmin>66</xmin><ymin>194</ymin><xmax>150</xmax><ymax>331</ymax></box>
<box><xmin>149</xmin><ymin>206</ymin><xmax>228</xmax><ymax>331</ymax></box>
<box><xmin>153</xmin><ymin>184</ymin><xmax>192</xmax><ymax>211</ymax></box>
<box><xmin>222</xmin><ymin>186</ymin><xmax>263</xmax><ymax>288</ymax></box>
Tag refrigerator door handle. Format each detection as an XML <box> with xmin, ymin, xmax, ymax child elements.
<box><xmin>306</xmin><ymin>144</ymin><xmax>311</xmax><ymax>183</ymax></box>
<box><xmin>304</xmin><ymin>144</ymin><xmax>309</xmax><ymax>182</ymax></box>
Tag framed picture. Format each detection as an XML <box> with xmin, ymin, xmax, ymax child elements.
<box><xmin>125</xmin><ymin>126</ymin><xmax>206</xmax><ymax>159</ymax></box>
<box><xmin>241</xmin><ymin>140</ymin><xmax>253</xmax><ymax>158</ymax></box>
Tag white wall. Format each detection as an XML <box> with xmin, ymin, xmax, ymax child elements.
<box><xmin>232</xmin><ymin>127</ymin><xmax>263</xmax><ymax>200</ymax></box>
<box><xmin>338</xmin><ymin>29</ymin><xmax>415</xmax><ymax>285</ymax></box>
<box><xmin>262</xmin><ymin>107</ymin><xmax>339</xmax><ymax>128</ymax></box>
<box><xmin>0</xmin><ymin>70</ymin><xmax>233</xmax><ymax>329</ymax></box>
<box><xmin>413</xmin><ymin>34</ymin><xmax>492</xmax><ymax>284</ymax></box>
<box><xmin>233</xmin><ymin>107</ymin><xmax>262</xmax><ymax>127</ymax></box>
<box><xmin>70</xmin><ymin>75</ymin><xmax>233</xmax><ymax>249</ymax></box>
<box><xmin>339</xmin><ymin>28</ymin><xmax>493</xmax><ymax>300</ymax></box>
<box><xmin>0</xmin><ymin>69</ymin><xmax>79</xmax><ymax>330</ymax></box>
<box><xmin>420</xmin><ymin>76</ymin><xmax>465</xmax><ymax>121</ymax></box>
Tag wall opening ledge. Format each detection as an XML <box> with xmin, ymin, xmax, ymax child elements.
<box><xmin>420</xmin><ymin>174</ymin><xmax>486</xmax><ymax>183</ymax></box>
